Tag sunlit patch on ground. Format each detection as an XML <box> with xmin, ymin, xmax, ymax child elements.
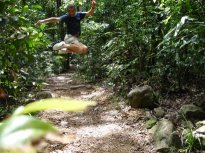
<box><xmin>76</xmin><ymin>123</ymin><xmax>123</xmax><ymax>138</ymax></box>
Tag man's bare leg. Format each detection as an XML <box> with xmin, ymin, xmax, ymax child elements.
<box><xmin>53</xmin><ymin>41</ymin><xmax>88</xmax><ymax>54</ymax></box>
<box><xmin>63</xmin><ymin>42</ymin><xmax>88</xmax><ymax>54</ymax></box>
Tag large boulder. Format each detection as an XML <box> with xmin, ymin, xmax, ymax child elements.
<box><xmin>127</xmin><ymin>85</ymin><xmax>157</xmax><ymax>109</ymax></box>
<box><xmin>193</xmin><ymin>93</ymin><xmax>205</xmax><ymax>110</ymax></box>
<box><xmin>149</xmin><ymin>119</ymin><xmax>180</xmax><ymax>152</ymax></box>
<box><xmin>35</xmin><ymin>91</ymin><xmax>53</xmax><ymax>100</ymax></box>
<box><xmin>180</xmin><ymin>104</ymin><xmax>205</xmax><ymax>119</ymax></box>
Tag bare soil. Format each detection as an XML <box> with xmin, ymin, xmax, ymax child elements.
<box><xmin>36</xmin><ymin>69</ymin><xmax>157</xmax><ymax>153</ymax></box>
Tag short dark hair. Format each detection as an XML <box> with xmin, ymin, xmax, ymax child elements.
<box><xmin>67</xmin><ymin>4</ymin><xmax>76</xmax><ymax>10</ymax></box>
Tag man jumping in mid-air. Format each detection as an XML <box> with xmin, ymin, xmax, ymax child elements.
<box><xmin>35</xmin><ymin>0</ymin><xmax>96</xmax><ymax>54</ymax></box>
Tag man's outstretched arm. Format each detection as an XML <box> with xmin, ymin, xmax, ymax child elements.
<box><xmin>86</xmin><ymin>0</ymin><xmax>96</xmax><ymax>16</ymax></box>
<box><xmin>35</xmin><ymin>17</ymin><xmax>61</xmax><ymax>25</ymax></box>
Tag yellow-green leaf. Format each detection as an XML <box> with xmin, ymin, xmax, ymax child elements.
<box><xmin>38</xmin><ymin>32</ymin><xmax>43</xmax><ymax>37</ymax></box>
<box><xmin>0</xmin><ymin>115</ymin><xmax>57</xmax><ymax>150</ymax></box>
<box><xmin>31</xmin><ymin>5</ymin><xmax>42</xmax><ymax>10</ymax></box>
<box><xmin>39</xmin><ymin>24</ymin><xmax>46</xmax><ymax>30</ymax></box>
<box><xmin>13</xmin><ymin>98</ymin><xmax>96</xmax><ymax>115</ymax></box>
<box><xmin>23</xmin><ymin>5</ymin><xmax>29</xmax><ymax>13</ymax></box>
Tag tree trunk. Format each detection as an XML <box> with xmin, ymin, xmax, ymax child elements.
<box><xmin>56</xmin><ymin>0</ymin><xmax>70</xmax><ymax>69</ymax></box>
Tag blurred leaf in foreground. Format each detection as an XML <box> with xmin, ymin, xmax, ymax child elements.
<box><xmin>13</xmin><ymin>98</ymin><xmax>96</xmax><ymax>116</ymax></box>
<box><xmin>0</xmin><ymin>98</ymin><xmax>96</xmax><ymax>152</ymax></box>
<box><xmin>0</xmin><ymin>115</ymin><xmax>57</xmax><ymax>151</ymax></box>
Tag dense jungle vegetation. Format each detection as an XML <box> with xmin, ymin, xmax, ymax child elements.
<box><xmin>0</xmin><ymin>0</ymin><xmax>204</xmax><ymax>114</ymax></box>
<box><xmin>0</xmin><ymin>0</ymin><xmax>205</xmax><ymax>152</ymax></box>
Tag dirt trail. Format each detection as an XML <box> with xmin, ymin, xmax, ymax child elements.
<box><xmin>37</xmin><ymin>69</ymin><xmax>157</xmax><ymax>153</ymax></box>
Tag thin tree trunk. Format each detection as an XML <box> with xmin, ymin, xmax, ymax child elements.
<box><xmin>56</xmin><ymin>0</ymin><xmax>70</xmax><ymax>69</ymax></box>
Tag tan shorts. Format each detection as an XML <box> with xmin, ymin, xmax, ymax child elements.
<box><xmin>64</xmin><ymin>34</ymin><xmax>79</xmax><ymax>44</ymax></box>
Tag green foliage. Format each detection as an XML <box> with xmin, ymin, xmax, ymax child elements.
<box><xmin>78</xmin><ymin>21</ymin><xmax>109</xmax><ymax>80</ymax></box>
<box><xmin>0</xmin><ymin>98</ymin><xmax>96</xmax><ymax>152</ymax></box>
<box><xmin>77</xmin><ymin>0</ymin><xmax>205</xmax><ymax>94</ymax></box>
<box><xmin>0</xmin><ymin>0</ymin><xmax>204</xmax><ymax>152</ymax></box>
<box><xmin>51</xmin><ymin>55</ymin><xmax>69</xmax><ymax>74</ymax></box>
<box><xmin>180</xmin><ymin>129</ymin><xmax>200</xmax><ymax>153</ymax></box>
<box><xmin>0</xmin><ymin>1</ymin><xmax>52</xmax><ymax>101</ymax></box>
<box><xmin>79</xmin><ymin>1</ymin><xmax>161</xmax><ymax>93</ymax></box>
<box><xmin>156</xmin><ymin>15</ymin><xmax>205</xmax><ymax>88</ymax></box>
<box><xmin>0</xmin><ymin>0</ymin><xmax>70</xmax><ymax>115</ymax></box>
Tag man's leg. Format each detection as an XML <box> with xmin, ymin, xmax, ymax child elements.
<box><xmin>64</xmin><ymin>34</ymin><xmax>88</xmax><ymax>54</ymax></box>
<box><xmin>53</xmin><ymin>35</ymin><xmax>88</xmax><ymax>54</ymax></box>
<box><xmin>63</xmin><ymin>42</ymin><xmax>88</xmax><ymax>54</ymax></box>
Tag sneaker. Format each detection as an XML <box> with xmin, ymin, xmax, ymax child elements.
<box><xmin>53</xmin><ymin>41</ymin><xmax>65</xmax><ymax>50</ymax></box>
<box><xmin>58</xmin><ymin>48</ymin><xmax>68</xmax><ymax>54</ymax></box>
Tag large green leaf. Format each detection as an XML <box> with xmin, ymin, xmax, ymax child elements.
<box><xmin>0</xmin><ymin>115</ymin><xmax>57</xmax><ymax>150</ymax></box>
<box><xmin>13</xmin><ymin>98</ymin><xmax>96</xmax><ymax>115</ymax></box>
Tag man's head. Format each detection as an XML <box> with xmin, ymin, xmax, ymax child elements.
<box><xmin>67</xmin><ymin>4</ymin><xmax>76</xmax><ymax>17</ymax></box>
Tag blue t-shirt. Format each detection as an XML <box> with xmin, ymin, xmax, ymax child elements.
<box><xmin>60</xmin><ymin>12</ymin><xmax>86</xmax><ymax>36</ymax></box>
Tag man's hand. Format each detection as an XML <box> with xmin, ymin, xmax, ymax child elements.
<box><xmin>91</xmin><ymin>0</ymin><xmax>96</xmax><ymax>9</ymax></box>
<box><xmin>35</xmin><ymin>20</ymin><xmax>44</xmax><ymax>25</ymax></box>
<box><xmin>86</xmin><ymin>0</ymin><xmax>96</xmax><ymax>16</ymax></box>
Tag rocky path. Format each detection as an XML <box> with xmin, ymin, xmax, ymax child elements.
<box><xmin>37</xmin><ymin>69</ymin><xmax>157</xmax><ymax>153</ymax></box>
